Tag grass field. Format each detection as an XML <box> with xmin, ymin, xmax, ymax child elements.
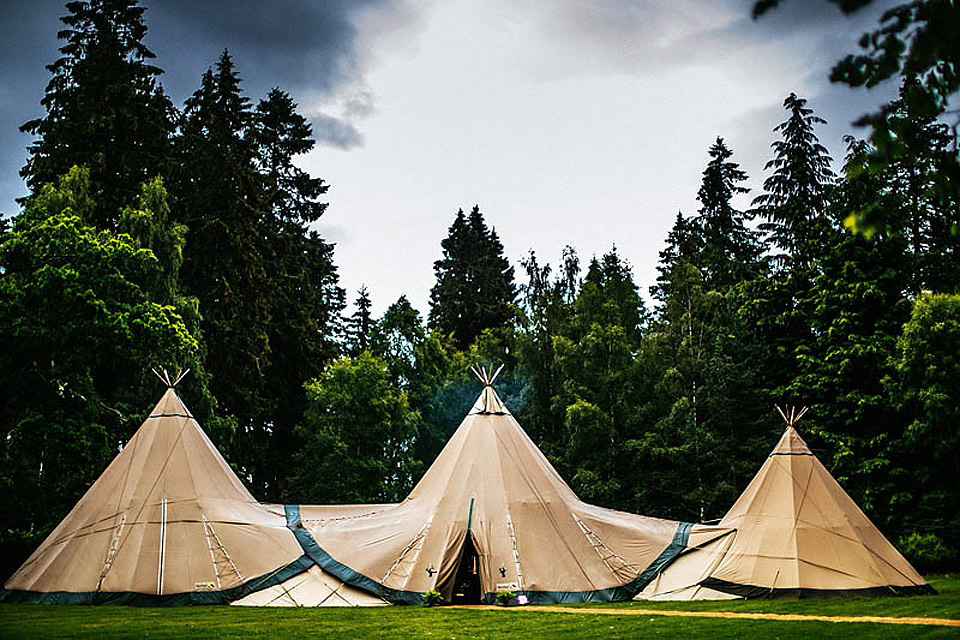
<box><xmin>1</xmin><ymin>576</ymin><xmax>957</xmax><ymax>639</ymax></box>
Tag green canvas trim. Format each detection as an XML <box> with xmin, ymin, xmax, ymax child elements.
<box><xmin>1</xmin><ymin>515</ymin><xmax>693</xmax><ymax>608</ymax></box>
<box><xmin>284</xmin><ymin>506</ymin><xmax>691</xmax><ymax>606</ymax></box>
<box><xmin>699</xmin><ymin>577</ymin><xmax>938</xmax><ymax>599</ymax></box>
<box><xmin>0</xmin><ymin>554</ymin><xmax>314</xmax><ymax>606</ymax></box>
<box><xmin>480</xmin><ymin>521</ymin><xmax>694</xmax><ymax>604</ymax></box>
<box><xmin>283</xmin><ymin>505</ymin><xmax>423</xmax><ymax>605</ymax></box>
<box><xmin>466</xmin><ymin>498</ymin><xmax>475</xmax><ymax>532</ymax></box>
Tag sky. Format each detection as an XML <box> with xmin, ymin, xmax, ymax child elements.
<box><xmin>1</xmin><ymin>0</ymin><xmax>900</xmax><ymax>315</ymax></box>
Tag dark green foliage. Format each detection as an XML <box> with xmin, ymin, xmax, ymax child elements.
<box><xmin>637</xmin><ymin>140</ymin><xmax>770</xmax><ymax>522</ymax></box>
<box><xmin>842</xmin><ymin>82</ymin><xmax>960</xmax><ymax>292</ymax></box>
<box><xmin>897</xmin><ymin>532</ymin><xmax>958</xmax><ymax>575</ymax></box>
<box><xmin>346</xmin><ymin>286</ymin><xmax>374</xmax><ymax>356</ymax></box>
<box><xmin>20</xmin><ymin>0</ymin><xmax>175</xmax><ymax>229</ymax></box>
<box><xmin>543</xmin><ymin>248</ymin><xmax>648</xmax><ymax>510</ymax></box>
<box><xmin>171</xmin><ymin>51</ymin><xmax>343</xmax><ymax>499</ymax></box>
<box><xmin>692</xmin><ymin>138</ymin><xmax>764</xmax><ymax>289</ymax></box>
<box><xmin>756</xmin><ymin>0</ymin><xmax>960</xmax><ymax>238</ymax></box>
<box><xmin>253</xmin><ymin>88</ymin><xmax>329</xmax><ymax>225</ymax></box>
<box><xmin>429</xmin><ymin>206</ymin><xmax>517</xmax><ymax>350</ymax></box>
<box><xmin>887</xmin><ymin>294</ymin><xmax>960</xmax><ymax>563</ymax></box>
<box><xmin>752</xmin><ymin>94</ymin><xmax>836</xmax><ymax>271</ymax></box>
<box><xmin>0</xmin><ymin>168</ymin><xmax>205</xmax><ymax>571</ymax></box>
<box><xmin>288</xmin><ymin>353</ymin><xmax>421</xmax><ymax>504</ymax></box>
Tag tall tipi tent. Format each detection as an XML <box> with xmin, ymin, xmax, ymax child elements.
<box><xmin>640</xmin><ymin>408</ymin><xmax>935</xmax><ymax>599</ymax></box>
<box><xmin>287</xmin><ymin>366</ymin><xmax>693</xmax><ymax>604</ymax></box>
<box><xmin>2</xmin><ymin>376</ymin><xmax>318</xmax><ymax>605</ymax></box>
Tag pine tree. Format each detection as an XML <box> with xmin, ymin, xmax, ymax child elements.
<box><xmin>20</xmin><ymin>0</ymin><xmax>174</xmax><ymax>228</ymax></box>
<box><xmin>693</xmin><ymin>138</ymin><xmax>763</xmax><ymax>289</ymax></box>
<box><xmin>428</xmin><ymin>206</ymin><xmax>517</xmax><ymax>350</ymax></box>
<box><xmin>173</xmin><ymin>51</ymin><xmax>269</xmax><ymax>440</ymax></box>
<box><xmin>844</xmin><ymin>78</ymin><xmax>959</xmax><ymax>294</ymax></box>
<box><xmin>172</xmin><ymin>52</ymin><xmax>343</xmax><ymax>497</ymax></box>
<box><xmin>253</xmin><ymin>88</ymin><xmax>329</xmax><ymax>225</ymax></box>
<box><xmin>346</xmin><ymin>286</ymin><xmax>373</xmax><ymax>356</ymax></box>
<box><xmin>752</xmin><ymin>93</ymin><xmax>836</xmax><ymax>271</ymax></box>
<box><xmin>550</xmin><ymin>247</ymin><xmax>647</xmax><ymax>509</ymax></box>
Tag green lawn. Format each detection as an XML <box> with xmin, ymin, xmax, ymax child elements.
<box><xmin>1</xmin><ymin>576</ymin><xmax>956</xmax><ymax>639</ymax></box>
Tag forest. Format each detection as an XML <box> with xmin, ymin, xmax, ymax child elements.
<box><xmin>0</xmin><ymin>0</ymin><xmax>957</xmax><ymax>581</ymax></box>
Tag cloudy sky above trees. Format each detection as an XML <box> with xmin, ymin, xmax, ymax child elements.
<box><xmin>1</xmin><ymin>0</ymin><xmax>898</xmax><ymax>313</ymax></box>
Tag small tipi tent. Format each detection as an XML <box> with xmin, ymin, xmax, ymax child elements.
<box><xmin>640</xmin><ymin>407</ymin><xmax>935</xmax><ymax>599</ymax></box>
<box><xmin>0</xmin><ymin>374</ymin><xmax>367</xmax><ymax>605</ymax></box>
<box><xmin>287</xmin><ymin>366</ymin><xmax>692</xmax><ymax>604</ymax></box>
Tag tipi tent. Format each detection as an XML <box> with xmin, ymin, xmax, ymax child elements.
<box><xmin>285</xmin><ymin>366</ymin><xmax>692</xmax><ymax>604</ymax></box>
<box><xmin>0</xmin><ymin>377</ymin><xmax>373</xmax><ymax>606</ymax></box>
<box><xmin>639</xmin><ymin>408</ymin><xmax>935</xmax><ymax>600</ymax></box>
<box><xmin>3</xmin><ymin>367</ymin><xmax>694</xmax><ymax>606</ymax></box>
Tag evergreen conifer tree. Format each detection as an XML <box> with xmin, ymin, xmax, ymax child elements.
<box><xmin>172</xmin><ymin>52</ymin><xmax>343</xmax><ymax>497</ymax></box>
<box><xmin>428</xmin><ymin>206</ymin><xmax>517</xmax><ymax>350</ymax></box>
<box><xmin>752</xmin><ymin>93</ymin><xmax>836</xmax><ymax>271</ymax></box>
<box><xmin>20</xmin><ymin>0</ymin><xmax>174</xmax><ymax>228</ymax></box>
<box><xmin>346</xmin><ymin>286</ymin><xmax>374</xmax><ymax>356</ymax></box>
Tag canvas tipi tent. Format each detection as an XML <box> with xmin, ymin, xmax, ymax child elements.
<box><xmin>285</xmin><ymin>366</ymin><xmax>693</xmax><ymax>604</ymax></box>
<box><xmin>3</xmin><ymin>367</ymin><xmax>694</xmax><ymax>606</ymax></box>
<box><xmin>639</xmin><ymin>407</ymin><xmax>935</xmax><ymax>600</ymax></box>
<box><xmin>0</xmin><ymin>374</ymin><xmax>378</xmax><ymax>606</ymax></box>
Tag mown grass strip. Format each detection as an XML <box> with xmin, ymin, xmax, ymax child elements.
<box><xmin>452</xmin><ymin>604</ymin><xmax>960</xmax><ymax>627</ymax></box>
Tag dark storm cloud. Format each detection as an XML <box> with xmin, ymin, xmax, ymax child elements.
<box><xmin>313</xmin><ymin>114</ymin><xmax>365</xmax><ymax>150</ymax></box>
<box><xmin>144</xmin><ymin>0</ymin><xmax>388</xmax><ymax>102</ymax></box>
<box><xmin>0</xmin><ymin>0</ymin><xmax>418</xmax><ymax>214</ymax></box>
<box><xmin>0</xmin><ymin>1</ymin><xmax>64</xmax><ymax>212</ymax></box>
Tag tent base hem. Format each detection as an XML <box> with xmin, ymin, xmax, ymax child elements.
<box><xmin>0</xmin><ymin>555</ymin><xmax>315</xmax><ymax>607</ymax></box>
<box><xmin>699</xmin><ymin>577</ymin><xmax>938</xmax><ymax>599</ymax></box>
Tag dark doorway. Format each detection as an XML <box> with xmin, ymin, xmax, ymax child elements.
<box><xmin>451</xmin><ymin>536</ymin><xmax>482</xmax><ymax>604</ymax></box>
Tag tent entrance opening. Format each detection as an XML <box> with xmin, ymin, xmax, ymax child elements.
<box><xmin>451</xmin><ymin>536</ymin><xmax>481</xmax><ymax>604</ymax></box>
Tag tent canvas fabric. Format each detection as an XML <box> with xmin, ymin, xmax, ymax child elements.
<box><xmin>0</xmin><ymin>388</ymin><xmax>309</xmax><ymax>605</ymax></box>
<box><xmin>231</xmin><ymin>565</ymin><xmax>388</xmax><ymax>607</ymax></box>
<box><xmin>290</xmin><ymin>386</ymin><xmax>692</xmax><ymax>604</ymax></box>
<box><xmin>638</xmin><ymin>424</ymin><xmax>935</xmax><ymax>600</ymax></box>
<box><xmin>2</xmin><ymin>384</ymin><xmax>692</xmax><ymax>606</ymax></box>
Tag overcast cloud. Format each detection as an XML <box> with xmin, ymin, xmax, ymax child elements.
<box><xmin>1</xmin><ymin>0</ymin><xmax>899</xmax><ymax>314</ymax></box>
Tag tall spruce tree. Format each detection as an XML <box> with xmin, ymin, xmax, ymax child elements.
<box><xmin>693</xmin><ymin>138</ymin><xmax>763</xmax><ymax>289</ymax></box>
<box><xmin>744</xmin><ymin>94</ymin><xmax>838</xmax><ymax>421</ymax></box>
<box><xmin>550</xmin><ymin>248</ymin><xmax>647</xmax><ymax>509</ymax></box>
<box><xmin>346</xmin><ymin>286</ymin><xmax>373</xmax><ymax>356</ymax></box>
<box><xmin>428</xmin><ymin>206</ymin><xmax>517</xmax><ymax>350</ymax></box>
<box><xmin>21</xmin><ymin>0</ymin><xmax>174</xmax><ymax>229</ymax></box>
<box><xmin>752</xmin><ymin>93</ymin><xmax>837</xmax><ymax>271</ymax></box>
<box><xmin>172</xmin><ymin>52</ymin><xmax>342</xmax><ymax>497</ymax></box>
<box><xmin>641</xmin><ymin>138</ymin><xmax>770</xmax><ymax>521</ymax></box>
<box><xmin>174</xmin><ymin>51</ymin><xmax>269</xmax><ymax>443</ymax></box>
<box><xmin>844</xmin><ymin>79</ymin><xmax>960</xmax><ymax>294</ymax></box>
